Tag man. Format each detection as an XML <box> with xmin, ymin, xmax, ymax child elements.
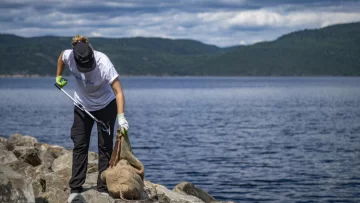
<box><xmin>55</xmin><ymin>35</ymin><xmax>129</xmax><ymax>203</ymax></box>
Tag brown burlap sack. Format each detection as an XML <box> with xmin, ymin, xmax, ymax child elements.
<box><xmin>101</xmin><ymin>129</ymin><xmax>145</xmax><ymax>200</ymax></box>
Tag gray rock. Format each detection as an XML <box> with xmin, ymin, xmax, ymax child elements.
<box><xmin>32</xmin><ymin>174</ymin><xmax>46</xmax><ymax>198</ymax></box>
<box><xmin>13</xmin><ymin>146</ymin><xmax>42</xmax><ymax>167</ymax></box>
<box><xmin>37</xmin><ymin>143</ymin><xmax>69</xmax><ymax>159</ymax></box>
<box><xmin>5</xmin><ymin>142</ymin><xmax>15</xmax><ymax>151</ymax></box>
<box><xmin>0</xmin><ymin>136</ymin><xmax>14</xmax><ymax>151</ymax></box>
<box><xmin>44</xmin><ymin>168</ymin><xmax>71</xmax><ymax>193</ymax></box>
<box><xmin>36</xmin><ymin>187</ymin><xmax>68</xmax><ymax>203</ymax></box>
<box><xmin>38</xmin><ymin>149</ymin><xmax>55</xmax><ymax>171</ymax></box>
<box><xmin>6</xmin><ymin>161</ymin><xmax>51</xmax><ymax>198</ymax></box>
<box><xmin>73</xmin><ymin>190</ymin><xmax>115</xmax><ymax>203</ymax></box>
<box><xmin>154</xmin><ymin>184</ymin><xmax>204</xmax><ymax>203</ymax></box>
<box><xmin>173</xmin><ymin>182</ymin><xmax>216</xmax><ymax>203</ymax></box>
<box><xmin>0</xmin><ymin>136</ymin><xmax>7</xmax><ymax>143</ymax></box>
<box><xmin>0</xmin><ymin>165</ymin><xmax>35</xmax><ymax>203</ymax></box>
<box><xmin>0</xmin><ymin>136</ymin><xmax>15</xmax><ymax>150</ymax></box>
<box><xmin>7</xmin><ymin>133</ymin><xmax>38</xmax><ymax>146</ymax></box>
<box><xmin>74</xmin><ymin>190</ymin><xmax>156</xmax><ymax>203</ymax></box>
<box><xmin>209</xmin><ymin>202</ymin><xmax>236</xmax><ymax>203</ymax></box>
<box><xmin>83</xmin><ymin>172</ymin><xmax>98</xmax><ymax>190</ymax></box>
<box><xmin>31</xmin><ymin>164</ymin><xmax>53</xmax><ymax>197</ymax></box>
<box><xmin>5</xmin><ymin>160</ymin><xmax>33</xmax><ymax>177</ymax></box>
<box><xmin>0</xmin><ymin>140</ymin><xmax>15</xmax><ymax>151</ymax></box>
<box><xmin>52</xmin><ymin>151</ymin><xmax>98</xmax><ymax>173</ymax></box>
<box><xmin>50</xmin><ymin>145</ymin><xmax>69</xmax><ymax>159</ymax></box>
<box><xmin>0</xmin><ymin>142</ymin><xmax>6</xmax><ymax>150</ymax></box>
<box><xmin>143</xmin><ymin>180</ymin><xmax>158</xmax><ymax>201</ymax></box>
<box><xmin>0</xmin><ymin>147</ymin><xmax>18</xmax><ymax>165</ymax></box>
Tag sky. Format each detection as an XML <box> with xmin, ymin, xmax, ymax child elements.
<box><xmin>1</xmin><ymin>0</ymin><xmax>360</xmax><ymax>47</ymax></box>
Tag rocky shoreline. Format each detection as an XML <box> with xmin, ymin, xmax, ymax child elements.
<box><xmin>0</xmin><ymin>134</ymin><xmax>234</xmax><ymax>203</ymax></box>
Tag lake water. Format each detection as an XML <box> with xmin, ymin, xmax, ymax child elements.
<box><xmin>1</xmin><ymin>77</ymin><xmax>360</xmax><ymax>202</ymax></box>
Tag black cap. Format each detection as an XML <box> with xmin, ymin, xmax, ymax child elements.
<box><xmin>73</xmin><ymin>42</ymin><xmax>96</xmax><ymax>73</ymax></box>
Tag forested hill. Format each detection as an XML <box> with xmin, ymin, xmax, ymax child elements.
<box><xmin>0</xmin><ymin>22</ymin><xmax>359</xmax><ymax>76</ymax></box>
<box><xmin>197</xmin><ymin>22</ymin><xmax>360</xmax><ymax>76</ymax></box>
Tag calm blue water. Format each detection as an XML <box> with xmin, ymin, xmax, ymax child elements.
<box><xmin>1</xmin><ymin>77</ymin><xmax>360</xmax><ymax>202</ymax></box>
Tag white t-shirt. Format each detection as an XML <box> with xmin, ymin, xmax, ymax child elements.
<box><xmin>62</xmin><ymin>49</ymin><xmax>119</xmax><ymax>111</ymax></box>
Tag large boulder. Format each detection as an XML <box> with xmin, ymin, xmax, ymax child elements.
<box><xmin>36</xmin><ymin>143</ymin><xmax>69</xmax><ymax>159</ymax></box>
<box><xmin>7</xmin><ymin>134</ymin><xmax>38</xmax><ymax>147</ymax></box>
<box><xmin>13</xmin><ymin>146</ymin><xmax>42</xmax><ymax>167</ymax></box>
<box><xmin>83</xmin><ymin>172</ymin><xmax>99</xmax><ymax>190</ymax></box>
<box><xmin>0</xmin><ymin>145</ymin><xmax>18</xmax><ymax>165</ymax></box>
<box><xmin>51</xmin><ymin>151</ymin><xmax>98</xmax><ymax>172</ymax></box>
<box><xmin>44</xmin><ymin>168</ymin><xmax>72</xmax><ymax>193</ymax></box>
<box><xmin>143</xmin><ymin>180</ymin><xmax>158</xmax><ymax>201</ymax></box>
<box><xmin>173</xmin><ymin>182</ymin><xmax>216</xmax><ymax>203</ymax></box>
<box><xmin>0</xmin><ymin>136</ymin><xmax>7</xmax><ymax>143</ymax></box>
<box><xmin>32</xmin><ymin>174</ymin><xmax>46</xmax><ymax>198</ymax></box>
<box><xmin>50</xmin><ymin>145</ymin><xmax>69</xmax><ymax>159</ymax></box>
<box><xmin>154</xmin><ymin>184</ymin><xmax>204</xmax><ymax>203</ymax></box>
<box><xmin>38</xmin><ymin>149</ymin><xmax>56</xmax><ymax>171</ymax></box>
<box><xmin>0</xmin><ymin>165</ymin><xmax>35</xmax><ymax>203</ymax></box>
<box><xmin>0</xmin><ymin>140</ymin><xmax>15</xmax><ymax>151</ymax></box>
<box><xmin>35</xmin><ymin>187</ymin><xmax>68</xmax><ymax>203</ymax></box>
<box><xmin>73</xmin><ymin>190</ymin><xmax>116</xmax><ymax>203</ymax></box>
<box><xmin>5</xmin><ymin>160</ymin><xmax>34</xmax><ymax>177</ymax></box>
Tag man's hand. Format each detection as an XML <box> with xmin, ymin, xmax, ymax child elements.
<box><xmin>56</xmin><ymin>76</ymin><xmax>67</xmax><ymax>88</ymax></box>
<box><xmin>117</xmin><ymin>113</ymin><xmax>129</xmax><ymax>133</ymax></box>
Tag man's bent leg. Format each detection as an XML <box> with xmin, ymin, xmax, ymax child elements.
<box><xmin>69</xmin><ymin>107</ymin><xmax>94</xmax><ymax>193</ymax></box>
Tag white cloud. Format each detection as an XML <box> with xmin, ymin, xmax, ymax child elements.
<box><xmin>90</xmin><ymin>32</ymin><xmax>102</xmax><ymax>37</ymax></box>
<box><xmin>0</xmin><ymin>1</ymin><xmax>360</xmax><ymax>47</ymax></box>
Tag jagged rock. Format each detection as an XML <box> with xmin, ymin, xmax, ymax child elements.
<box><xmin>37</xmin><ymin>143</ymin><xmax>69</xmax><ymax>159</ymax></box>
<box><xmin>0</xmin><ymin>146</ymin><xmax>18</xmax><ymax>165</ymax></box>
<box><xmin>143</xmin><ymin>180</ymin><xmax>158</xmax><ymax>201</ymax></box>
<box><xmin>83</xmin><ymin>172</ymin><xmax>98</xmax><ymax>190</ymax></box>
<box><xmin>0</xmin><ymin>136</ymin><xmax>7</xmax><ymax>143</ymax></box>
<box><xmin>0</xmin><ymin>165</ymin><xmax>35</xmax><ymax>203</ymax></box>
<box><xmin>32</xmin><ymin>174</ymin><xmax>46</xmax><ymax>198</ymax></box>
<box><xmin>87</xmin><ymin>152</ymin><xmax>98</xmax><ymax>174</ymax></box>
<box><xmin>154</xmin><ymin>184</ymin><xmax>204</xmax><ymax>203</ymax></box>
<box><xmin>13</xmin><ymin>146</ymin><xmax>42</xmax><ymax>167</ymax></box>
<box><xmin>6</xmin><ymin>160</ymin><xmax>33</xmax><ymax>177</ymax></box>
<box><xmin>0</xmin><ymin>142</ymin><xmax>5</xmax><ymax>150</ymax></box>
<box><xmin>73</xmin><ymin>189</ymin><xmax>115</xmax><ymax>203</ymax></box>
<box><xmin>0</xmin><ymin>141</ymin><xmax>15</xmax><ymax>151</ymax></box>
<box><xmin>35</xmin><ymin>142</ymin><xmax>49</xmax><ymax>150</ymax></box>
<box><xmin>5</xmin><ymin>143</ymin><xmax>15</xmax><ymax>151</ymax></box>
<box><xmin>51</xmin><ymin>151</ymin><xmax>98</xmax><ymax>172</ymax></box>
<box><xmin>209</xmin><ymin>202</ymin><xmax>236</xmax><ymax>203</ymax></box>
<box><xmin>7</xmin><ymin>133</ymin><xmax>38</xmax><ymax>147</ymax></box>
<box><xmin>173</xmin><ymin>182</ymin><xmax>216</xmax><ymax>203</ymax></box>
<box><xmin>44</xmin><ymin>168</ymin><xmax>71</xmax><ymax>193</ymax></box>
<box><xmin>50</xmin><ymin>145</ymin><xmax>69</xmax><ymax>159</ymax></box>
<box><xmin>38</xmin><ymin>149</ymin><xmax>55</xmax><ymax>171</ymax></box>
<box><xmin>6</xmin><ymin>161</ymin><xmax>51</xmax><ymax>199</ymax></box>
<box><xmin>36</xmin><ymin>187</ymin><xmax>68</xmax><ymax>203</ymax></box>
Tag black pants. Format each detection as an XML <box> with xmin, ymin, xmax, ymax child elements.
<box><xmin>69</xmin><ymin>99</ymin><xmax>117</xmax><ymax>193</ymax></box>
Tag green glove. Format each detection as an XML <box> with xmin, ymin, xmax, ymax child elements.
<box><xmin>56</xmin><ymin>76</ymin><xmax>67</xmax><ymax>88</ymax></box>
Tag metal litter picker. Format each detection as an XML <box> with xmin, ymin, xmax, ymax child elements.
<box><xmin>54</xmin><ymin>83</ymin><xmax>111</xmax><ymax>135</ymax></box>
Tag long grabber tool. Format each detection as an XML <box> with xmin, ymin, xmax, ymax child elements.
<box><xmin>54</xmin><ymin>83</ymin><xmax>111</xmax><ymax>135</ymax></box>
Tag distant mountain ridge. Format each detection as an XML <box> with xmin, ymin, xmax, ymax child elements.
<box><xmin>0</xmin><ymin>22</ymin><xmax>359</xmax><ymax>76</ymax></box>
